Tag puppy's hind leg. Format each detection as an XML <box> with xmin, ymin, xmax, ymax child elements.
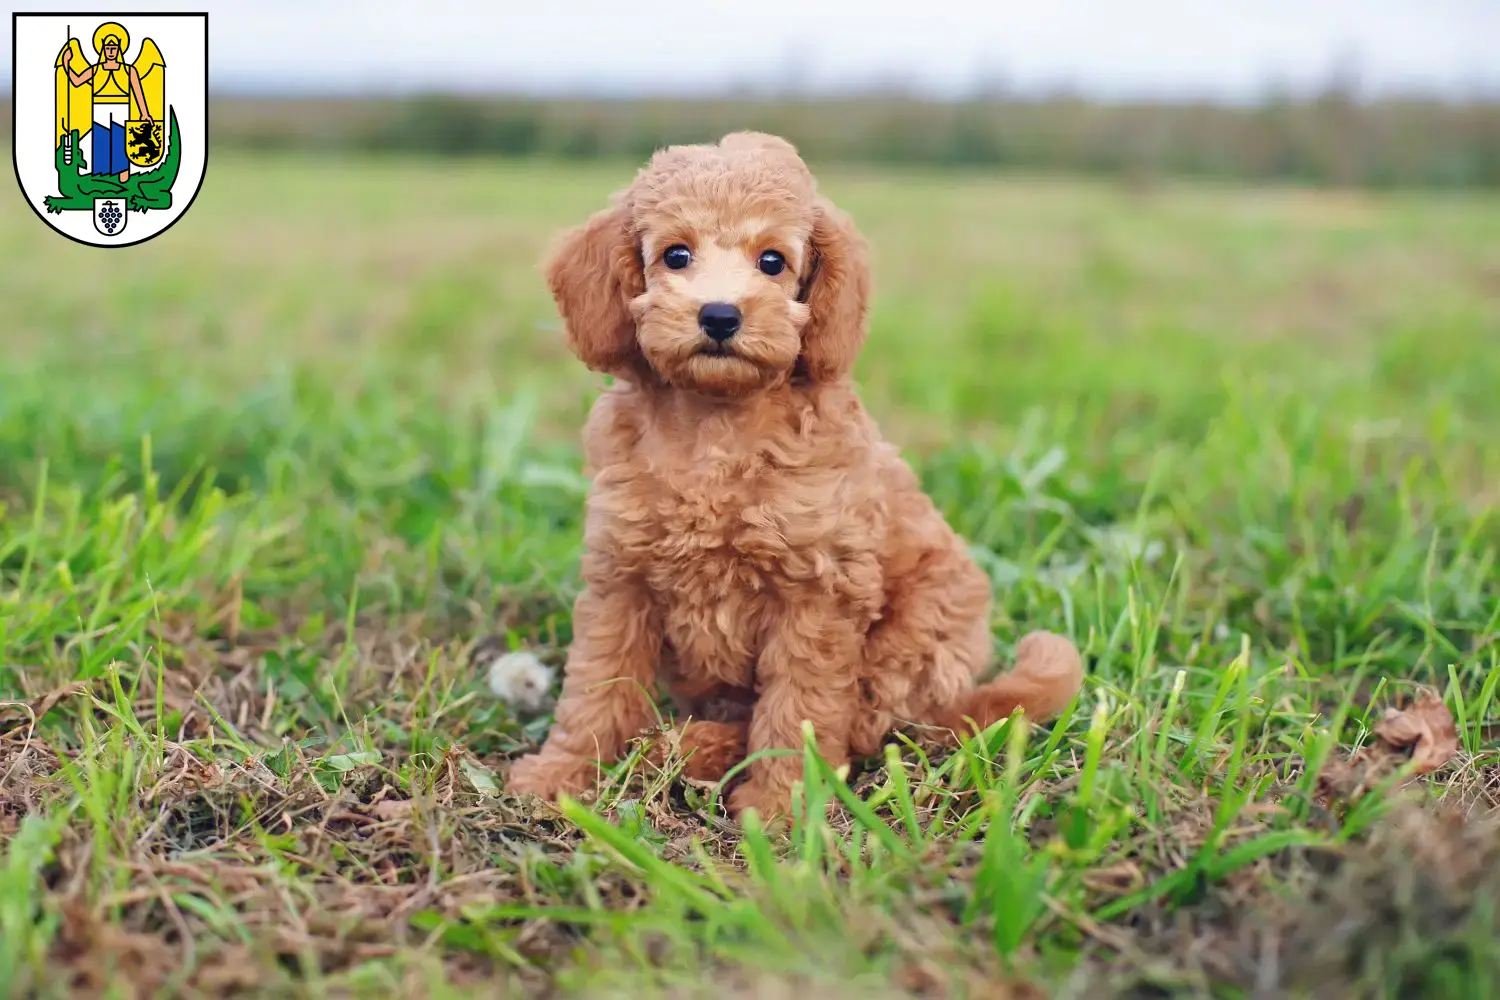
<box><xmin>927</xmin><ymin>631</ymin><xmax>1084</xmax><ymax>741</ymax></box>
<box><xmin>863</xmin><ymin>537</ymin><xmax>1083</xmax><ymax>744</ymax></box>
<box><xmin>855</xmin><ymin>539</ymin><xmax>996</xmax><ymax>756</ymax></box>
<box><xmin>645</xmin><ymin>720</ymin><xmax>749</xmax><ymax>782</ymax></box>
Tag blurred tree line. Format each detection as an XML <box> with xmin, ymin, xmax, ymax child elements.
<box><xmin>203</xmin><ymin>89</ymin><xmax>1500</xmax><ymax>188</ymax></box>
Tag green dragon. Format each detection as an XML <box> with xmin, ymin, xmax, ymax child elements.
<box><xmin>44</xmin><ymin>106</ymin><xmax>182</xmax><ymax>215</ymax></box>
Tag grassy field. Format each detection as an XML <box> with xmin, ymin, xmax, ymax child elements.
<box><xmin>2</xmin><ymin>151</ymin><xmax>1499</xmax><ymax>998</ymax></box>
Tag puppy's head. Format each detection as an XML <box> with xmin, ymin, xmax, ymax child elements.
<box><xmin>544</xmin><ymin>132</ymin><xmax>869</xmax><ymax>397</ymax></box>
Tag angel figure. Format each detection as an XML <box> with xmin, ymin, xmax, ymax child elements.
<box><xmin>56</xmin><ymin>22</ymin><xmax>165</xmax><ymax>183</ymax></box>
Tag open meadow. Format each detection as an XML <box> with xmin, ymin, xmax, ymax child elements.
<box><xmin>1</xmin><ymin>150</ymin><xmax>1499</xmax><ymax>998</ymax></box>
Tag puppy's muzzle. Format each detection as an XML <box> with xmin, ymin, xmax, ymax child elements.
<box><xmin>698</xmin><ymin>302</ymin><xmax>742</xmax><ymax>343</ymax></box>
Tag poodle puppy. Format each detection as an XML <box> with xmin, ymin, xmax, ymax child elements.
<box><xmin>506</xmin><ymin>132</ymin><xmax>1084</xmax><ymax>820</ymax></box>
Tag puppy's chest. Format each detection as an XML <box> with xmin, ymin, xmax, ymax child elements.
<box><xmin>628</xmin><ymin>454</ymin><xmax>818</xmax><ymax>591</ymax></box>
<box><xmin>602</xmin><ymin>449</ymin><xmax>856</xmax><ymax>676</ymax></box>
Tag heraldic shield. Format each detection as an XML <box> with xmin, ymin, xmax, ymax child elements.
<box><xmin>93</xmin><ymin>196</ymin><xmax>127</xmax><ymax>235</ymax></box>
<box><xmin>126</xmin><ymin>119</ymin><xmax>165</xmax><ymax>167</ymax></box>
<box><xmin>11</xmin><ymin>13</ymin><xmax>208</xmax><ymax>248</ymax></box>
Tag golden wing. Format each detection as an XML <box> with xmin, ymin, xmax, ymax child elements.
<box><xmin>54</xmin><ymin>38</ymin><xmax>91</xmax><ymax>149</ymax></box>
<box><xmin>130</xmin><ymin>38</ymin><xmax>166</xmax><ymax>121</ymax></box>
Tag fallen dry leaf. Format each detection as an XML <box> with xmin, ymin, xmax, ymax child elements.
<box><xmin>0</xmin><ymin>682</ymin><xmax>88</xmax><ymax>735</ymax></box>
<box><xmin>1316</xmin><ymin>689</ymin><xmax>1462</xmax><ymax>808</ymax></box>
<box><xmin>32</xmin><ymin>682</ymin><xmax>89</xmax><ymax>721</ymax></box>
<box><xmin>370</xmin><ymin>799</ymin><xmax>414</xmax><ymax>821</ymax></box>
<box><xmin>1371</xmin><ymin>690</ymin><xmax>1459</xmax><ymax>776</ymax></box>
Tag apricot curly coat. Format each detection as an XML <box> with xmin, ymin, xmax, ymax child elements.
<box><xmin>506</xmin><ymin>132</ymin><xmax>1084</xmax><ymax>820</ymax></box>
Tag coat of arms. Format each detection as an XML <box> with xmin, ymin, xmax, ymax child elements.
<box><xmin>11</xmin><ymin>14</ymin><xmax>208</xmax><ymax>248</ymax></box>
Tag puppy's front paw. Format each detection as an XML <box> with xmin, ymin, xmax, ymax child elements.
<box><xmin>506</xmin><ymin>752</ymin><xmax>596</xmax><ymax>801</ymax></box>
<box><xmin>728</xmin><ymin>778</ymin><xmax>792</xmax><ymax>826</ymax></box>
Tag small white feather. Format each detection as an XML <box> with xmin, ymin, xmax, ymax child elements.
<box><xmin>485</xmin><ymin>651</ymin><xmax>555</xmax><ymax>714</ymax></box>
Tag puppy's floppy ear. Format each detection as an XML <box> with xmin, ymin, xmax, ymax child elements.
<box><xmin>796</xmin><ymin>198</ymin><xmax>870</xmax><ymax>383</ymax></box>
<box><xmin>544</xmin><ymin>199</ymin><xmax>645</xmax><ymax>377</ymax></box>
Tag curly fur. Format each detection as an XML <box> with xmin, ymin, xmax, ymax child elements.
<box><xmin>507</xmin><ymin>132</ymin><xmax>1084</xmax><ymax>820</ymax></box>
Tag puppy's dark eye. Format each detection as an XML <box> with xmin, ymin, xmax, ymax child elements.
<box><xmin>757</xmin><ymin>250</ymin><xmax>786</xmax><ymax>276</ymax></box>
<box><xmin>663</xmin><ymin>245</ymin><xmax>693</xmax><ymax>270</ymax></box>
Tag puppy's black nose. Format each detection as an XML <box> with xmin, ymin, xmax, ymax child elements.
<box><xmin>698</xmin><ymin>302</ymin><xmax>742</xmax><ymax>342</ymax></box>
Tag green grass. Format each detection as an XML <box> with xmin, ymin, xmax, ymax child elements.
<box><xmin>1</xmin><ymin>152</ymin><xmax>1498</xmax><ymax>999</ymax></box>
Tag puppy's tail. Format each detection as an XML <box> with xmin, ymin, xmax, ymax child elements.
<box><xmin>930</xmin><ymin>631</ymin><xmax>1084</xmax><ymax>740</ymax></box>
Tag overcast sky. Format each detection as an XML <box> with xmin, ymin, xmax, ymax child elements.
<box><xmin>6</xmin><ymin>0</ymin><xmax>1498</xmax><ymax>101</ymax></box>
